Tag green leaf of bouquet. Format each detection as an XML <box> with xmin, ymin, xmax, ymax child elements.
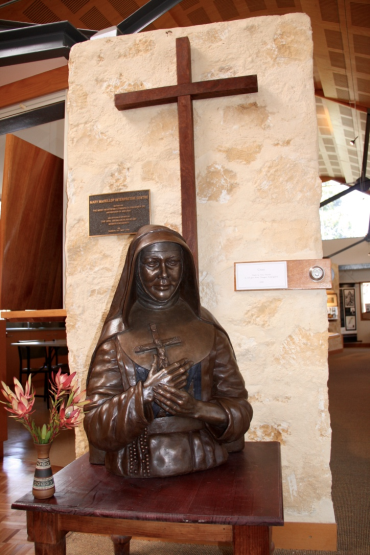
<box><xmin>66</xmin><ymin>392</ymin><xmax>74</xmax><ymax>407</ymax></box>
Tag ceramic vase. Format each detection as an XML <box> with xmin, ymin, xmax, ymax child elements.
<box><xmin>32</xmin><ymin>442</ymin><xmax>55</xmax><ymax>499</ymax></box>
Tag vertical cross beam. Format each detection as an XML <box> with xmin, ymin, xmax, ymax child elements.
<box><xmin>176</xmin><ymin>37</ymin><xmax>198</xmax><ymax>275</ymax></box>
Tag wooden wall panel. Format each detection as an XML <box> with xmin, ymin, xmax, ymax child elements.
<box><xmin>0</xmin><ymin>135</ymin><xmax>63</xmax><ymax>310</ymax></box>
<box><xmin>0</xmin><ymin>319</ymin><xmax>8</xmax><ymax>455</ymax></box>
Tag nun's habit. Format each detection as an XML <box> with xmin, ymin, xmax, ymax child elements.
<box><xmin>84</xmin><ymin>225</ymin><xmax>252</xmax><ymax>478</ymax></box>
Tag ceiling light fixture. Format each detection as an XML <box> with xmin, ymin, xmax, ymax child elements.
<box><xmin>350</xmin><ymin>136</ymin><xmax>358</xmax><ymax>146</ymax></box>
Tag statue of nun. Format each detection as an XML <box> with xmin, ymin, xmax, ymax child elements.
<box><xmin>84</xmin><ymin>225</ymin><xmax>252</xmax><ymax>478</ymax></box>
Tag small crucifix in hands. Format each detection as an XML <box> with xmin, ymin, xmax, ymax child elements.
<box><xmin>135</xmin><ymin>322</ymin><xmax>193</xmax><ymax>416</ymax></box>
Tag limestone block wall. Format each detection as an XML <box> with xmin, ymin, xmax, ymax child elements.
<box><xmin>66</xmin><ymin>14</ymin><xmax>334</xmax><ymax>524</ymax></box>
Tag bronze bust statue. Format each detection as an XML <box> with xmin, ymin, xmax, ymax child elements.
<box><xmin>84</xmin><ymin>225</ymin><xmax>252</xmax><ymax>478</ymax></box>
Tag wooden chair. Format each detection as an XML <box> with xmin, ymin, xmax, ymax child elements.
<box><xmin>50</xmin><ymin>346</ymin><xmax>69</xmax><ymax>376</ymax></box>
<box><xmin>17</xmin><ymin>344</ymin><xmax>51</xmax><ymax>407</ymax></box>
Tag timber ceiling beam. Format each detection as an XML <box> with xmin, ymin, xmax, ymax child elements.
<box><xmin>320</xmin><ymin>176</ymin><xmax>347</xmax><ymax>184</ymax></box>
<box><xmin>0</xmin><ymin>65</ymin><xmax>68</xmax><ymax>110</ymax></box>
<box><xmin>315</xmin><ymin>89</ymin><xmax>369</xmax><ymax>113</ymax></box>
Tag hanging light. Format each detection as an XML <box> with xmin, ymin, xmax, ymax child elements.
<box><xmin>350</xmin><ymin>136</ymin><xmax>358</xmax><ymax>146</ymax></box>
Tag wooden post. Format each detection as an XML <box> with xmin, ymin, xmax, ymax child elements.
<box><xmin>176</xmin><ymin>37</ymin><xmax>198</xmax><ymax>273</ymax></box>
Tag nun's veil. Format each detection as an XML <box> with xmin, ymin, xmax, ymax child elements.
<box><xmin>90</xmin><ymin>225</ymin><xmax>200</xmax><ymax>359</ymax></box>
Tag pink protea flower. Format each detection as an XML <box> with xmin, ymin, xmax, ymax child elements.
<box><xmin>59</xmin><ymin>402</ymin><xmax>81</xmax><ymax>429</ymax></box>
<box><xmin>71</xmin><ymin>388</ymin><xmax>90</xmax><ymax>407</ymax></box>
<box><xmin>1</xmin><ymin>372</ymin><xmax>90</xmax><ymax>444</ymax></box>
<box><xmin>51</xmin><ymin>369</ymin><xmax>76</xmax><ymax>394</ymax></box>
<box><xmin>1</xmin><ymin>377</ymin><xmax>35</xmax><ymax>418</ymax></box>
<box><xmin>1</xmin><ymin>382</ymin><xmax>14</xmax><ymax>404</ymax></box>
<box><xmin>5</xmin><ymin>395</ymin><xmax>34</xmax><ymax>417</ymax></box>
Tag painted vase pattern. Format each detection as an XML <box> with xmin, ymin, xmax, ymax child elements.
<box><xmin>32</xmin><ymin>443</ymin><xmax>55</xmax><ymax>499</ymax></box>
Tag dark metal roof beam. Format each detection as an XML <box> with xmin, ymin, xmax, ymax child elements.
<box><xmin>324</xmin><ymin>237</ymin><xmax>368</xmax><ymax>259</ymax></box>
<box><xmin>0</xmin><ymin>19</ymin><xmax>36</xmax><ymax>31</ymax></box>
<box><xmin>117</xmin><ymin>0</ymin><xmax>184</xmax><ymax>35</ymax></box>
<box><xmin>0</xmin><ymin>21</ymin><xmax>87</xmax><ymax>67</ymax></box>
<box><xmin>0</xmin><ymin>102</ymin><xmax>65</xmax><ymax>135</ymax></box>
<box><xmin>320</xmin><ymin>179</ymin><xmax>370</xmax><ymax>208</ymax></box>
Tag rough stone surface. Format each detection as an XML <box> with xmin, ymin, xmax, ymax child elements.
<box><xmin>66</xmin><ymin>15</ymin><xmax>333</xmax><ymax>524</ymax></box>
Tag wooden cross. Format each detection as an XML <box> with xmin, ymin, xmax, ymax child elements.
<box><xmin>115</xmin><ymin>37</ymin><xmax>258</xmax><ymax>275</ymax></box>
<box><xmin>134</xmin><ymin>323</ymin><xmax>182</xmax><ymax>370</ymax></box>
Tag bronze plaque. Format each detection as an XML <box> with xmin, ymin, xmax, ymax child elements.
<box><xmin>89</xmin><ymin>191</ymin><xmax>150</xmax><ymax>236</ymax></box>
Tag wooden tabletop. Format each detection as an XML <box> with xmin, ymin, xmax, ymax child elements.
<box><xmin>1</xmin><ymin>310</ymin><xmax>66</xmax><ymax>322</ymax></box>
<box><xmin>12</xmin><ymin>442</ymin><xmax>283</xmax><ymax>527</ymax></box>
<box><xmin>11</xmin><ymin>340</ymin><xmax>67</xmax><ymax>348</ymax></box>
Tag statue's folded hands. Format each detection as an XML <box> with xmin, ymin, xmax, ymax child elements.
<box><xmin>142</xmin><ymin>355</ymin><xmax>192</xmax><ymax>403</ymax></box>
<box><xmin>153</xmin><ymin>383</ymin><xmax>228</xmax><ymax>428</ymax></box>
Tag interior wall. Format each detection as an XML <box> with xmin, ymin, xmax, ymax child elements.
<box><xmin>328</xmin><ymin>263</ymin><xmax>343</xmax><ymax>352</ymax></box>
<box><xmin>323</xmin><ymin>240</ymin><xmax>370</xmax><ymax>343</ymax></box>
<box><xmin>340</xmin><ymin>268</ymin><xmax>370</xmax><ymax>343</ymax></box>
<box><xmin>0</xmin><ymin>58</ymin><xmax>67</xmax><ymax>87</ymax></box>
<box><xmin>0</xmin><ymin>120</ymin><xmax>65</xmax><ymax>195</ymax></box>
<box><xmin>66</xmin><ymin>14</ymin><xmax>334</xmax><ymax>524</ymax></box>
<box><xmin>323</xmin><ymin>237</ymin><xmax>370</xmax><ymax>265</ymax></box>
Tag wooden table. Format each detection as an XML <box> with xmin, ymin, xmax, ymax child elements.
<box><xmin>11</xmin><ymin>340</ymin><xmax>67</xmax><ymax>371</ymax></box>
<box><xmin>11</xmin><ymin>339</ymin><xmax>67</xmax><ymax>349</ymax></box>
<box><xmin>12</xmin><ymin>442</ymin><xmax>283</xmax><ymax>555</ymax></box>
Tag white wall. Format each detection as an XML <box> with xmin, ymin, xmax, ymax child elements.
<box><xmin>323</xmin><ymin>237</ymin><xmax>370</xmax><ymax>265</ymax></box>
<box><xmin>0</xmin><ymin>58</ymin><xmax>67</xmax><ymax>87</ymax></box>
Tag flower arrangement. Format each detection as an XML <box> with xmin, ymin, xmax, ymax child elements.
<box><xmin>0</xmin><ymin>370</ymin><xmax>89</xmax><ymax>444</ymax></box>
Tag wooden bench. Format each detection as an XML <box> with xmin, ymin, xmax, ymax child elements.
<box><xmin>12</xmin><ymin>441</ymin><xmax>283</xmax><ymax>555</ymax></box>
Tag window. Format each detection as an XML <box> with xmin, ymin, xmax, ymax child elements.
<box><xmin>320</xmin><ymin>180</ymin><xmax>370</xmax><ymax>240</ymax></box>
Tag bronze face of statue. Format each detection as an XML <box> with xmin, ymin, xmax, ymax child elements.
<box><xmin>84</xmin><ymin>225</ymin><xmax>253</xmax><ymax>478</ymax></box>
<box><xmin>139</xmin><ymin>242</ymin><xmax>183</xmax><ymax>304</ymax></box>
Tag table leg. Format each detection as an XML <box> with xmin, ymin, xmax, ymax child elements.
<box><xmin>34</xmin><ymin>538</ymin><xmax>66</xmax><ymax>555</ymax></box>
<box><xmin>27</xmin><ymin>511</ymin><xmax>67</xmax><ymax>555</ymax></box>
<box><xmin>111</xmin><ymin>535</ymin><xmax>132</xmax><ymax>554</ymax></box>
<box><xmin>233</xmin><ymin>525</ymin><xmax>273</xmax><ymax>555</ymax></box>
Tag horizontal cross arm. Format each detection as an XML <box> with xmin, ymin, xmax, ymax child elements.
<box><xmin>115</xmin><ymin>75</ymin><xmax>258</xmax><ymax>111</ymax></box>
<box><xmin>162</xmin><ymin>336</ymin><xmax>182</xmax><ymax>346</ymax></box>
<box><xmin>135</xmin><ymin>336</ymin><xmax>181</xmax><ymax>353</ymax></box>
<box><xmin>135</xmin><ymin>343</ymin><xmax>157</xmax><ymax>354</ymax></box>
